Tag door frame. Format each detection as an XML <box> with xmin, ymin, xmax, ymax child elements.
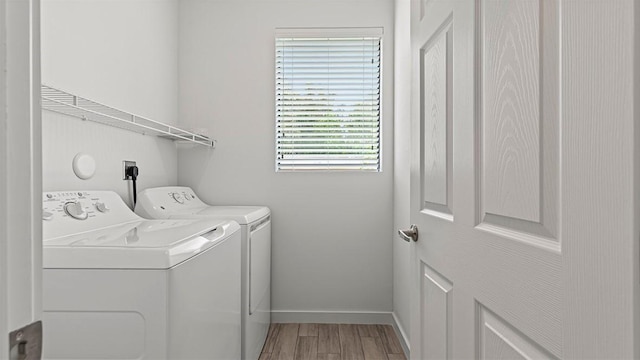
<box><xmin>1</xmin><ymin>0</ymin><xmax>42</xmax><ymax>356</ymax></box>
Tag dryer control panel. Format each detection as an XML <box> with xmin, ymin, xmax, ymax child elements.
<box><xmin>43</xmin><ymin>191</ymin><xmax>141</xmax><ymax>240</ymax></box>
<box><xmin>135</xmin><ymin>186</ymin><xmax>208</xmax><ymax>219</ymax></box>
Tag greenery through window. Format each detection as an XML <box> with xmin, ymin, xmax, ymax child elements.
<box><xmin>275</xmin><ymin>33</ymin><xmax>382</xmax><ymax>171</ymax></box>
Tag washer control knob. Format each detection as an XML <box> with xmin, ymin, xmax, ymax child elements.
<box><xmin>182</xmin><ymin>192</ymin><xmax>191</xmax><ymax>201</ymax></box>
<box><xmin>95</xmin><ymin>202</ymin><xmax>109</xmax><ymax>213</ymax></box>
<box><xmin>42</xmin><ymin>211</ymin><xmax>53</xmax><ymax>221</ymax></box>
<box><xmin>171</xmin><ymin>192</ymin><xmax>184</xmax><ymax>204</ymax></box>
<box><xmin>64</xmin><ymin>201</ymin><xmax>88</xmax><ymax>220</ymax></box>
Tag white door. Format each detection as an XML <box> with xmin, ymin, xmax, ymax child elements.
<box><xmin>406</xmin><ymin>0</ymin><xmax>638</xmax><ymax>358</ymax></box>
<box><xmin>0</xmin><ymin>0</ymin><xmax>42</xmax><ymax>357</ymax></box>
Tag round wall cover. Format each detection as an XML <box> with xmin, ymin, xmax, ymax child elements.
<box><xmin>72</xmin><ymin>153</ymin><xmax>96</xmax><ymax>180</ymax></box>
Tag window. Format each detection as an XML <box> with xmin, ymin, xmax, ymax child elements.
<box><xmin>275</xmin><ymin>28</ymin><xmax>382</xmax><ymax>171</ymax></box>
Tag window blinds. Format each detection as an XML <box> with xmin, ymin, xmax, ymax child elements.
<box><xmin>275</xmin><ymin>35</ymin><xmax>382</xmax><ymax>171</ymax></box>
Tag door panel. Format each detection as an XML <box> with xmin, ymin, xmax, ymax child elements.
<box><xmin>410</xmin><ymin>1</ymin><xmax>638</xmax><ymax>359</ymax></box>
<box><xmin>477</xmin><ymin>0</ymin><xmax>560</xmax><ymax>244</ymax></box>
<box><xmin>477</xmin><ymin>305</ymin><xmax>557</xmax><ymax>360</ymax></box>
<box><xmin>421</xmin><ymin>20</ymin><xmax>452</xmax><ymax>214</ymax></box>
<box><xmin>481</xmin><ymin>0</ymin><xmax>542</xmax><ymax>224</ymax></box>
<box><xmin>421</xmin><ymin>264</ymin><xmax>452</xmax><ymax>359</ymax></box>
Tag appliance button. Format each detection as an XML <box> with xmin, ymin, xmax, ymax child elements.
<box><xmin>95</xmin><ymin>202</ymin><xmax>109</xmax><ymax>213</ymax></box>
<box><xmin>42</xmin><ymin>211</ymin><xmax>53</xmax><ymax>221</ymax></box>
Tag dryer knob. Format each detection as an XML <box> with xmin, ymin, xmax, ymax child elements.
<box><xmin>64</xmin><ymin>201</ymin><xmax>88</xmax><ymax>220</ymax></box>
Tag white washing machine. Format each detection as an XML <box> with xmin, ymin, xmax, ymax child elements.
<box><xmin>135</xmin><ymin>186</ymin><xmax>271</xmax><ymax>360</ymax></box>
<box><xmin>42</xmin><ymin>190</ymin><xmax>241</xmax><ymax>360</ymax></box>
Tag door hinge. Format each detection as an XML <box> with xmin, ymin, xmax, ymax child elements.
<box><xmin>9</xmin><ymin>321</ymin><xmax>42</xmax><ymax>360</ymax></box>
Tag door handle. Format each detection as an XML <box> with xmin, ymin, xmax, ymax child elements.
<box><xmin>398</xmin><ymin>224</ymin><xmax>418</xmax><ymax>242</ymax></box>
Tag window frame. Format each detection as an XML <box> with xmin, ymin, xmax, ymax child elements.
<box><xmin>274</xmin><ymin>27</ymin><xmax>384</xmax><ymax>172</ymax></box>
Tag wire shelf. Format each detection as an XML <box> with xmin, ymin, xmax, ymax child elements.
<box><xmin>41</xmin><ymin>85</ymin><xmax>215</xmax><ymax>147</ymax></box>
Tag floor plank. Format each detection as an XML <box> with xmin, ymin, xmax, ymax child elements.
<box><xmin>386</xmin><ymin>354</ymin><xmax>406</xmax><ymax>360</ymax></box>
<box><xmin>299</xmin><ymin>323</ymin><xmax>319</xmax><ymax>336</ymax></box>
<box><xmin>356</xmin><ymin>325</ymin><xmax>379</xmax><ymax>338</ymax></box>
<box><xmin>272</xmin><ymin>324</ymin><xmax>300</xmax><ymax>360</ymax></box>
<box><xmin>294</xmin><ymin>336</ymin><xmax>318</xmax><ymax>360</ymax></box>
<box><xmin>261</xmin><ymin>323</ymin><xmax>405</xmax><ymax>360</ymax></box>
<box><xmin>338</xmin><ymin>324</ymin><xmax>365</xmax><ymax>360</ymax></box>
<box><xmin>317</xmin><ymin>354</ymin><xmax>341</xmax><ymax>360</ymax></box>
<box><xmin>263</xmin><ymin>324</ymin><xmax>282</xmax><ymax>353</ymax></box>
<box><xmin>318</xmin><ymin>324</ymin><xmax>341</xmax><ymax>354</ymax></box>
<box><xmin>376</xmin><ymin>325</ymin><xmax>403</xmax><ymax>354</ymax></box>
<box><xmin>361</xmin><ymin>337</ymin><xmax>388</xmax><ymax>360</ymax></box>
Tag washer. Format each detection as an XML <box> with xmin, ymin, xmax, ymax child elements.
<box><xmin>135</xmin><ymin>186</ymin><xmax>271</xmax><ymax>360</ymax></box>
<box><xmin>42</xmin><ymin>190</ymin><xmax>241</xmax><ymax>360</ymax></box>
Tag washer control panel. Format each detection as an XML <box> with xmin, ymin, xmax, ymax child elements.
<box><xmin>135</xmin><ymin>186</ymin><xmax>206</xmax><ymax>219</ymax></box>
<box><xmin>43</xmin><ymin>192</ymin><xmax>115</xmax><ymax>221</ymax></box>
<box><xmin>169</xmin><ymin>190</ymin><xmax>197</xmax><ymax>204</ymax></box>
<box><xmin>43</xmin><ymin>191</ymin><xmax>140</xmax><ymax>240</ymax></box>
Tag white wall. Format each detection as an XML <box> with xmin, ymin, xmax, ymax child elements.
<box><xmin>41</xmin><ymin>0</ymin><xmax>180</xmax><ymax>207</ymax></box>
<box><xmin>392</xmin><ymin>0</ymin><xmax>411</xmax><ymax>345</ymax></box>
<box><xmin>178</xmin><ymin>0</ymin><xmax>395</xmax><ymax>318</ymax></box>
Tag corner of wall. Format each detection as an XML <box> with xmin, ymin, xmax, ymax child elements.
<box><xmin>392</xmin><ymin>311</ymin><xmax>410</xmax><ymax>357</ymax></box>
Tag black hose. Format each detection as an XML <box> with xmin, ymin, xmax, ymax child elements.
<box><xmin>132</xmin><ymin>177</ymin><xmax>137</xmax><ymax>205</ymax></box>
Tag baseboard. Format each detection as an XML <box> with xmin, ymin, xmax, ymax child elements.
<box><xmin>391</xmin><ymin>312</ymin><xmax>410</xmax><ymax>358</ymax></box>
<box><xmin>271</xmin><ymin>310</ymin><xmax>394</xmax><ymax>324</ymax></box>
<box><xmin>271</xmin><ymin>310</ymin><xmax>410</xmax><ymax>358</ymax></box>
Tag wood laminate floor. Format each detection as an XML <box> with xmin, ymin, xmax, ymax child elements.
<box><xmin>260</xmin><ymin>323</ymin><xmax>407</xmax><ymax>360</ymax></box>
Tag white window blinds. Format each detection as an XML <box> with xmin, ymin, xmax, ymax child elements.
<box><xmin>275</xmin><ymin>32</ymin><xmax>382</xmax><ymax>171</ymax></box>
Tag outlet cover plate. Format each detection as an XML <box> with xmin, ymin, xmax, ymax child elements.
<box><xmin>123</xmin><ymin>160</ymin><xmax>136</xmax><ymax>180</ymax></box>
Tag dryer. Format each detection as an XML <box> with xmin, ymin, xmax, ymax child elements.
<box><xmin>135</xmin><ymin>186</ymin><xmax>271</xmax><ymax>360</ymax></box>
<box><xmin>42</xmin><ymin>190</ymin><xmax>241</xmax><ymax>360</ymax></box>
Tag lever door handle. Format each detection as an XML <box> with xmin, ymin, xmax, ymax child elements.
<box><xmin>398</xmin><ymin>224</ymin><xmax>418</xmax><ymax>242</ymax></box>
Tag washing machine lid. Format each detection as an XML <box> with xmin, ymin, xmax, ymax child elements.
<box><xmin>43</xmin><ymin>219</ymin><xmax>240</xmax><ymax>269</ymax></box>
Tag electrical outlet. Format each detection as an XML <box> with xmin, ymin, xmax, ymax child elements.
<box><xmin>123</xmin><ymin>160</ymin><xmax>137</xmax><ymax>180</ymax></box>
